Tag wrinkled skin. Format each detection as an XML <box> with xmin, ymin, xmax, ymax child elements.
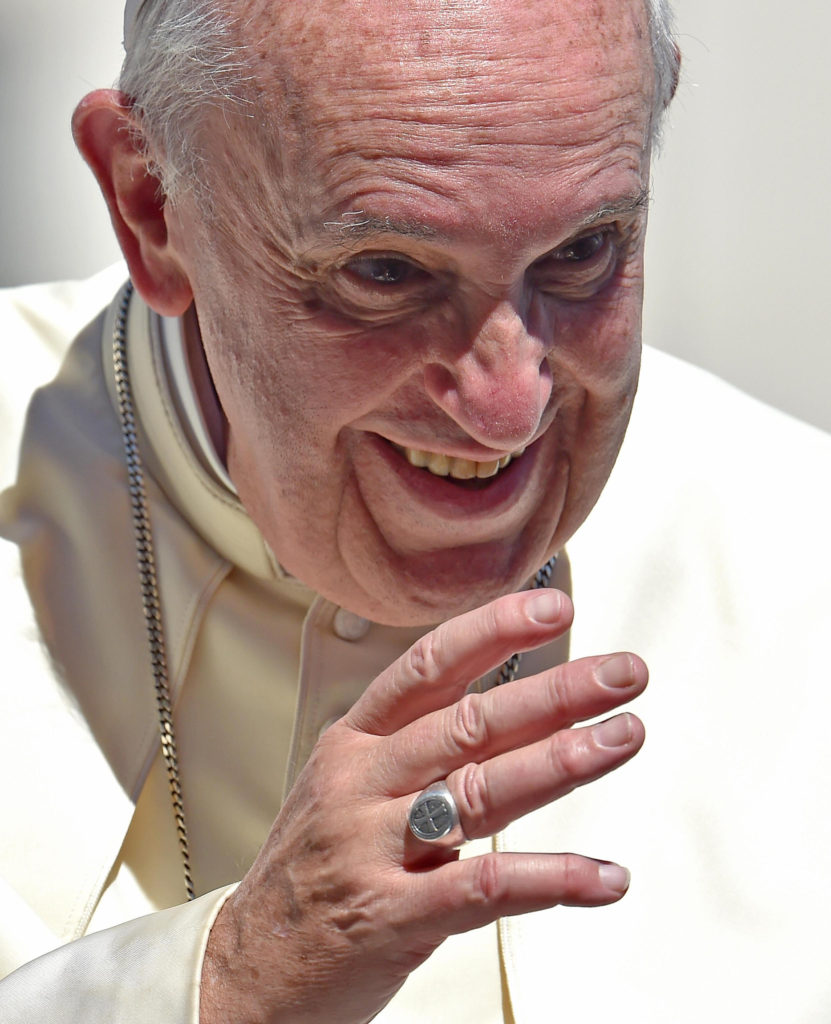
<box><xmin>202</xmin><ymin>592</ymin><xmax>648</xmax><ymax>1023</ymax></box>
<box><xmin>164</xmin><ymin>0</ymin><xmax>655</xmax><ymax>626</ymax></box>
<box><xmin>73</xmin><ymin>0</ymin><xmax>659</xmax><ymax>1020</ymax></box>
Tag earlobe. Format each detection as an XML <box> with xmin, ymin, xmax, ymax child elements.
<box><xmin>72</xmin><ymin>89</ymin><xmax>193</xmax><ymax>317</ymax></box>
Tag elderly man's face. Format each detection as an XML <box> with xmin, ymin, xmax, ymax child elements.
<box><xmin>167</xmin><ymin>0</ymin><xmax>655</xmax><ymax>625</ymax></box>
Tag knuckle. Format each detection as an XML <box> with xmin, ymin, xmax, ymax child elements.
<box><xmin>467</xmin><ymin>852</ymin><xmax>505</xmax><ymax>906</ymax></box>
<box><xmin>559</xmin><ymin>853</ymin><xmax>589</xmax><ymax>900</ymax></box>
<box><xmin>542</xmin><ymin>670</ymin><xmax>568</xmax><ymax>718</ymax></box>
<box><xmin>546</xmin><ymin>731</ymin><xmax>586</xmax><ymax>782</ymax></box>
<box><xmin>447</xmin><ymin>694</ymin><xmax>489</xmax><ymax>755</ymax></box>
<box><xmin>404</xmin><ymin>630</ymin><xmax>441</xmax><ymax>685</ymax></box>
<box><xmin>481</xmin><ymin>599</ymin><xmax>504</xmax><ymax>637</ymax></box>
<box><xmin>453</xmin><ymin>761</ymin><xmax>489</xmax><ymax>835</ymax></box>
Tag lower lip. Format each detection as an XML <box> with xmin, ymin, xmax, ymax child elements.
<box><xmin>364</xmin><ymin>435</ymin><xmax>540</xmax><ymax>519</ymax></box>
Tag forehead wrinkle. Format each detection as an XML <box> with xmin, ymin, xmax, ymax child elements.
<box><xmin>302</xmin><ymin>94</ymin><xmax>649</xmax><ymax>197</ymax></box>
<box><xmin>235</xmin><ymin>0</ymin><xmax>654</xmax><ymax>155</ymax></box>
<box><xmin>293</xmin><ymin>55</ymin><xmax>650</xmax><ymax>141</ymax></box>
<box><xmin>279</xmin><ymin>57</ymin><xmax>652</xmax><ymax>182</ymax></box>
<box><xmin>312</xmin><ymin>131</ymin><xmax>647</xmax><ymax>221</ymax></box>
<box><xmin>224</xmin><ymin>0</ymin><xmax>653</xmax><ymax>257</ymax></box>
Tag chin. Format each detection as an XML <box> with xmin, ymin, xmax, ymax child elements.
<box><xmin>336</xmin><ymin>536</ymin><xmax>558</xmax><ymax>628</ymax></box>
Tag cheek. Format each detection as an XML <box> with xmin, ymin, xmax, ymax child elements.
<box><xmin>197</xmin><ymin>300</ymin><xmax>428</xmax><ymax>487</ymax></box>
<box><xmin>547</xmin><ymin>279</ymin><xmax>643</xmax><ymax>397</ymax></box>
<box><xmin>543</xmin><ymin>288</ymin><xmax>643</xmax><ymax>515</ymax></box>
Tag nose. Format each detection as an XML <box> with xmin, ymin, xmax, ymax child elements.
<box><xmin>423</xmin><ymin>298</ymin><xmax>553</xmax><ymax>451</ymax></box>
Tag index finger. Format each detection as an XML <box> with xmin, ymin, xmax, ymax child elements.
<box><xmin>345</xmin><ymin>589</ymin><xmax>573</xmax><ymax>735</ymax></box>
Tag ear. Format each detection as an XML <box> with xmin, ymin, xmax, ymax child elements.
<box><xmin>72</xmin><ymin>90</ymin><xmax>193</xmax><ymax>317</ymax></box>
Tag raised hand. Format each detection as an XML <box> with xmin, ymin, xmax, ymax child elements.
<box><xmin>201</xmin><ymin>589</ymin><xmax>647</xmax><ymax>1024</ymax></box>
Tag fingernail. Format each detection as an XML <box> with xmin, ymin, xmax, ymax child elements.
<box><xmin>599</xmin><ymin>863</ymin><xmax>630</xmax><ymax>895</ymax></box>
<box><xmin>526</xmin><ymin>590</ymin><xmax>563</xmax><ymax>624</ymax></box>
<box><xmin>595</xmin><ymin>653</ymin><xmax>634</xmax><ymax>688</ymax></box>
<box><xmin>593</xmin><ymin>713</ymin><xmax>633</xmax><ymax>748</ymax></box>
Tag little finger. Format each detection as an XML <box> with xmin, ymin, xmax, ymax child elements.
<box><xmin>397</xmin><ymin>851</ymin><xmax>631</xmax><ymax>947</ymax></box>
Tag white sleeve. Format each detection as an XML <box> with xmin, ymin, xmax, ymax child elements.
<box><xmin>0</xmin><ymin>885</ymin><xmax>235</xmax><ymax>1023</ymax></box>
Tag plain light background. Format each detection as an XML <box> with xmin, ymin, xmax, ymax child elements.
<box><xmin>2</xmin><ymin>0</ymin><xmax>829</xmax><ymax>432</ymax></box>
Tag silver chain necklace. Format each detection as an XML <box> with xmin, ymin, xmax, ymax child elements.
<box><xmin>113</xmin><ymin>282</ymin><xmax>195</xmax><ymax>901</ymax></box>
<box><xmin>111</xmin><ymin>280</ymin><xmax>556</xmax><ymax>900</ymax></box>
<box><xmin>494</xmin><ymin>556</ymin><xmax>557</xmax><ymax>686</ymax></box>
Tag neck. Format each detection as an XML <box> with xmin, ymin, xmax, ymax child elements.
<box><xmin>180</xmin><ymin>305</ymin><xmax>229</xmax><ymax>466</ymax></box>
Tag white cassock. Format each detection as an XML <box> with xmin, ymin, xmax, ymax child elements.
<box><xmin>0</xmin><ymin>268</ymin><xmax>829</xmax><ymax>1021</ymax></box>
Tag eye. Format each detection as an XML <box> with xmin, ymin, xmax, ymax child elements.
<box><xmin>531</xmin><ymin>228</ymin><xmax>620</xmax><ymax>299</ymax></box>
<box><xmin>551</xmin><ymin>231</ymin><xmax>607</xmax><ymax>263</ymax></box>
<box><xmin>323</xmin><ymin>251</ymin><xmax>443</xmax><ymax>320</ymax></box>
<box><xmin>345</xmin><ymin>255</ymin><xmax>425</xmax><ymax>286</ymax></box>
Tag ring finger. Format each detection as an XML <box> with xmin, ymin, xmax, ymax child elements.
<box><xmin>400</xmin><ymin>711</ymin><xmax>644</xmax><ymax>860</ymax></box>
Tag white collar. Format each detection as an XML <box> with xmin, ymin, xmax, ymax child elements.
<box><xmin>155</xmin><ymin>312</ymin><xmax>237</xmax><ymax>495</ymax></box>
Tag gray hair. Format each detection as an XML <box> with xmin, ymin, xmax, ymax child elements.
<box><xmin>645</xmin><ymin>0</ymin><xmax>680</xmax><ymax>147</ymax></box>
<box><xmin>119</xmin><ymin>0</ymin><xmax>678</xmax><ymax>202</ymax></box>
<box><xmin>118</xmin><ymin>0</ymin><xmax>250</xmax><ymax>200</ymax></box>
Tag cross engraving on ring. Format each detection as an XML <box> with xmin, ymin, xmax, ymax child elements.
<box><xmin>411</xmin><ymin>795</ymin><xmax>453</xmax><ymax>838</ymax></box>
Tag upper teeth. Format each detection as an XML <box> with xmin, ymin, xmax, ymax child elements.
<box><xmin>402</xmin><ymin>446</ymin><xmax>525</xmax><ymax>480</ymax></box>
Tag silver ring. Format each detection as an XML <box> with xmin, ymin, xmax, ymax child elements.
<box><xmin>408</xmin><ymin>781</ymin><xmax>466</xmax><ymax>847</ymax></box>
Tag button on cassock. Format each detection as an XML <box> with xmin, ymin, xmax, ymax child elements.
<box><xmin>333</xmin><ymin>608</ymin><xmax>371</xmax><ymax>641</ymax></box>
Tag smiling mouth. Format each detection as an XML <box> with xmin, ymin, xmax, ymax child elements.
<box><xmin>394</xmin><ymin>444</ymin><xmax>527</xmax><ymax>481</ymax></box>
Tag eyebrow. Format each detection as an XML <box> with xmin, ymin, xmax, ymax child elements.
<box><xmin>322</xmin><ymin>211</ymin><xmax>439</xmax><ymax>241</ymax></box>
<box><xmin>321</xmin><ymin>187</ymin><xmax>650</xmax><ymax>245</ymax></box>
<box><xmin>580</xmin><ymin>187</ymin><xmax>651</xmax><ymax>227</ymax></box>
